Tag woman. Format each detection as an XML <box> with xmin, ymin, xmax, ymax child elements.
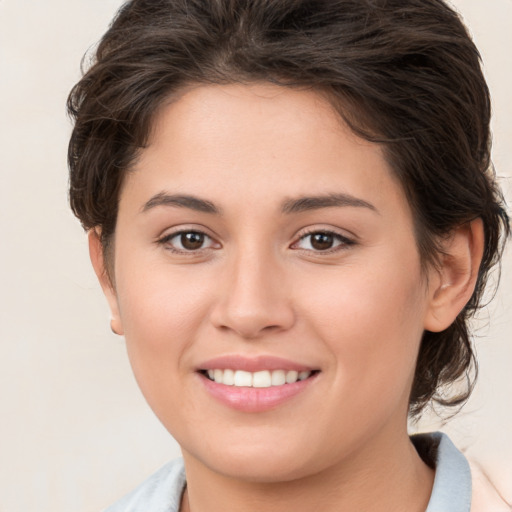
<box><xmin>67</xmin><ymin>0</ymin><xmax>510</xmax><ymax>510</ymax></box>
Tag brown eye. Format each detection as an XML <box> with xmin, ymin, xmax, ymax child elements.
<box><xmin>310</xmin><ymin>232</ymin><xmax>334</xmax><ymax>250</ymax></box>
<box><xmin>160</xmin><ymin>230</ymin><xmax>217</xmax><ymax>252</ymax></box>
<box><xmin>180</xmin><ymin>232</ymin><xmax>205</xmax><ymax>250</ymax></box>
<box><xmin>293</xmin><ymin>230</ymin><xmax>354</xmax><ymax>253</ymax></box>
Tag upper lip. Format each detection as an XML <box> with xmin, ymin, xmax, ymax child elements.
<box><xmin>198</xmin><ymin>355</ymin><xmax>317</xmax><ymax>373</ymax></box>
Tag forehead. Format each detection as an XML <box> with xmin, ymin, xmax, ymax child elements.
<box><xmin>147</xmin><ymin>83</ymin><xmax>352</xmax><ymax>168</ymax></box>
<box><xmin>122</xmin><ymin>83</ymin><xmax>409</xmax><ymax>222</ymax></box>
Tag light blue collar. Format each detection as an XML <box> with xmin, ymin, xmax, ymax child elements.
<box><xmin>413</xmin><ymin>432</ymin><xmax>472</xmax><ymax>512</ymax></box>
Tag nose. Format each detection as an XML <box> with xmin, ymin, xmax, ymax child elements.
<box><xmin>210</xmin><ymin>247</ymin><xmax>296</xmax><ymax>339</ymax></box>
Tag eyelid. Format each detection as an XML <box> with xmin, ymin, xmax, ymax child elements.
<box><xmin>155</xmin><ymin>225</ymin><xmax>356</xmax><ymax>255</ymax></box>
<box><xmin>291</xmin><ymin>227</ymin><xmax>356</xmax><ymax>253</ymax></box>
<box><xmin>156</xmin><ymin>226</ymin><xmax>221</xmax><ymax>254</ymax></box>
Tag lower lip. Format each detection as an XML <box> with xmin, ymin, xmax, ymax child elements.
<box><xmin>199</xmin><ymin>373</ymin><xmax>319</xmax><ymax>413</ymax></box>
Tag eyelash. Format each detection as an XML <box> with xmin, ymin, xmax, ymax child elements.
<box><xmin>292</xmin><ymin>229</ymin><xmax>356</xmax><ymax>254</ymax></box>
<box><xmin>157</xmin><ymin>230</ymin><xmax>218</xmax><ymax>254</ymax></box>
<box><xmin>157</xmin><ymin>229</ymin><xmax>355</xmax><ymax>255</ymax></box>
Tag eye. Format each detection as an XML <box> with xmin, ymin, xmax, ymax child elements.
<box><xmin>293</xmin><ymin>230</ymin><xmax>354</xmax><ymax>252</ymax></box>
<box><xmin>158</xmin><ymin>230</ymin><xmax>217</xmax><ymax>253</ymax></box>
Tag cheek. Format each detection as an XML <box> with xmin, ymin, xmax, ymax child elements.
<box><xmin>113</xmin><ymin>256</ymin><xmax>216</xmax><ymax>381</ymax></box>
<box><xmin>117</xmin><ymin>253</ymin><xmax>211</xmax><ymax>328</ymax></box>
<box><xmin>113</xmin><ymin>262</ymin><xmax>221</xmax><ymax>429</ymax></box>
<box><xmin>299</xmin><ymin>258</ymin><xmax>426</xmax><ymax>402</ymax></box>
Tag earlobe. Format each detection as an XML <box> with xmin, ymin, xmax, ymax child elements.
<box><xmin>424</xmin><ymin>218</ymin><xmax>484</xmax><ymax>332</ymax></box>
<box><xmin>88</xmin><ymin>229</ymin><xmax>124</xmax><ymax>336</ymax></box>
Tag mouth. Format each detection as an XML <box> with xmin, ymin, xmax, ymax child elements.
<box><xmin>199</xmin><ymin>368</ymin><xmax>319</xmax><ymax>388</ymax></box>
<box><xmin>196</xmin><ymin>357</ymin><xmax>321</xmax><ymax>412</ymax></box>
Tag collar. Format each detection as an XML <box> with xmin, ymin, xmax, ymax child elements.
<box><xmin>412</xmin><ymin>432</ymin><xmax>472</xmax><ymax>512</ymax></box>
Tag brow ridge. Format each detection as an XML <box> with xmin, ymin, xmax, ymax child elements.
<box><xmin>142</xmin><ymin>192</ymin><xmax>219</xmax><ymax>214</ymax></box>
<box><xmin>281</xmin><ymin>193</ymin><xmax>378</xmax><ymax>214</ymax></box>
<box><xmin>141</xmin><ymin>191</ymin><xmax>377</xmax><ymax>216</ymax></box>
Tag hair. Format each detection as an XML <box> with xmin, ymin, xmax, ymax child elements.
<box><xmin>68</xmin><ymin>0</ymin><xmax>509</xmax><ymax>417</ymax></box>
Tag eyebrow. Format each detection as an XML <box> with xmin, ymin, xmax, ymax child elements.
<box><xmin>281</xmin><ymin>193</ymin><xmax>378</xmax><ymax>215</ymax></box>
<box><xmin>141</xmin><ymin>191</ymin><xmax>378</xmax><ymax>215</ymax></box>
<box><xmin>142</xmin><ymin>192</ymin><xmax>220</xmax><ymax>214</ymax></box>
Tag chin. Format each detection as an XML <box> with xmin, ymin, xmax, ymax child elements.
<box><xmin>181</xmin><ymin>429</ymin><xmax>328</xmax><ymax>483</ymax></box>
<box><xmin>210</xmin><ymin>454</ymin><xmax>316</xmax><ymax>483</ymax></box>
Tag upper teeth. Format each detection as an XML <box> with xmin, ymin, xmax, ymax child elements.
<box><xmin>206</xmin><ymin>369</ymin><xmax>312</xmax><ymax>387</ymax></box>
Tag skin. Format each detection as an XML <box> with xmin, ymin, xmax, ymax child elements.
<box><xmin>90</xmin><ymin>83</ymin><xmax>484</xmax><ymax>512</ymax></box>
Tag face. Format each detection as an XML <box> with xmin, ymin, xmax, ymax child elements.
<box><xmin>98</xmin><ymin>83</ymin><xmax>441</xmax><ymax>482</ymax></box>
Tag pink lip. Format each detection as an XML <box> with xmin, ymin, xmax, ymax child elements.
<box><xmin>200</xmin><ymin>375</ymin><xmax>317</xmax><ymax>412</ymax></box>
<box><xmin>198</xmin><ymin>374</ymin><xmax>318</xmax><ymax>412</ymax></box>
<box><xmin>198</xmin><ymin>354</ymin><xmax>315</xmax><ymax>372</ymax></box>
<box><xmin>196</xmin><ymin>355</ymin><xmax>320</xmax><ymax>413</ymax></box>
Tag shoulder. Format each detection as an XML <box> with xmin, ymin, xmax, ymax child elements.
<box><xmin>102</xmin><ymin>458</ymin><xmax>186</xmax><ymax>512</ymax></box>
<box><xmin>468</xmin><ymin>459</ymin><xmax>511</xmax><ymax>512</ymax></box>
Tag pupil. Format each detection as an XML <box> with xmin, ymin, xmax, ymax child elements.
<box><xmin>181</xmin><ymin>232</ymin><xmax>204</xmax><ymax>250</ymax></box>
<box><xmin>311</xmin><ymin>233</ymin><xmax>333</xmax><ymax>250</ymax></box>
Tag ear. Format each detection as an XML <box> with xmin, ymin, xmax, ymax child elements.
<box><xmin>424</xmin><ymin>218</ymin><xmax>485</xmax><ymax>332</ymax></box>
<box><xmin>88</xmin><ymin>229</ymin><xmax>124</xmax><ymax>336</ymax></box>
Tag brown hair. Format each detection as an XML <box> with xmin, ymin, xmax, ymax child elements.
<box><xmin>67</xmin><ymin>0</ymin><xmax>509</xmax><ymax>417</ymax></box>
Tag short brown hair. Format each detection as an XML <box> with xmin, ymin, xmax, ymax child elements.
<box><xmin>68</xmin><ymin>0</ymin><xmax>509</xmax><ymax>416</ymax></box>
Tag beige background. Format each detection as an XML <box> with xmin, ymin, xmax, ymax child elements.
<box><xmin>0</xmin><ymin>1</ymin><xmax>510</xmax><ymax>510</ymax></box>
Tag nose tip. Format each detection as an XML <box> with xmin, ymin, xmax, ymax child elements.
<box><xmin>210</xmin><ymin>258</ymin><xmax>295</xmax><ymax>340</ymax></box>
<box><xmin>216</xmin><ymin>309</ymin><xmax>290</xmax><ymax>340</ymax></box>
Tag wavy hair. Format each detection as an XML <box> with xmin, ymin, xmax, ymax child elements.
<box><xmin>68</xmin><ymin>0</ymin><xmax>510</xmax><ymax>416</ymax></box>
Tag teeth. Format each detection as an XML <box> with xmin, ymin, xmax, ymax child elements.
<box><xmin>253</xmin><ymin>370</ymin><xmax>271</xmax><ymax>388</ymax></box>
<box><xmin>271</xmin><ymin>370</ymin><xmax>286</xmax><ymax>386</ymax></box>
<box><xmin>223</xmin><ymin>369</ymin><xmax>235</xmax><ymax>386</ymax></box>
<box><xmin>234</xmin><ymin>370</ymin><xmax>252</xmax><ymax>387</ymax></box>
<box><xmin>286</xmin><ymin>370</ymin><xmax>298</xmax><ymax>384</ymax></box>
<box><xmin>204</xmin><ymin>369</ymin><xmax>313</xmax><ymax>387</ymax></box>
<box><xmin>214</xmin><ymin>369</ymin><xmax>223</xmax><ymax>384</ymax></box>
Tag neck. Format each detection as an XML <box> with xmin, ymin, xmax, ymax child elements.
<box><xmin>180</xmin><ymin>427</ymin><xmax>434</xmax><ymax>512</ymax></box>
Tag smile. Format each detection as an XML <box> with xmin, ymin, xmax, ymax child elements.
<box><xmin>202</xmin><ymin>369</ymin><xmax>315</xmax><ymax>387</ymax></box>
<box><xmin>198</xmin><ymin>362</ymin><xmax>320</xmax><ymax>412</ymax></box>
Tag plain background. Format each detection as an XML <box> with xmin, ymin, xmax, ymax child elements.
<box><xmin>0</xmin><ymin>1</ymin><xmax>510</xmax><ymax>510</ymax></box>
